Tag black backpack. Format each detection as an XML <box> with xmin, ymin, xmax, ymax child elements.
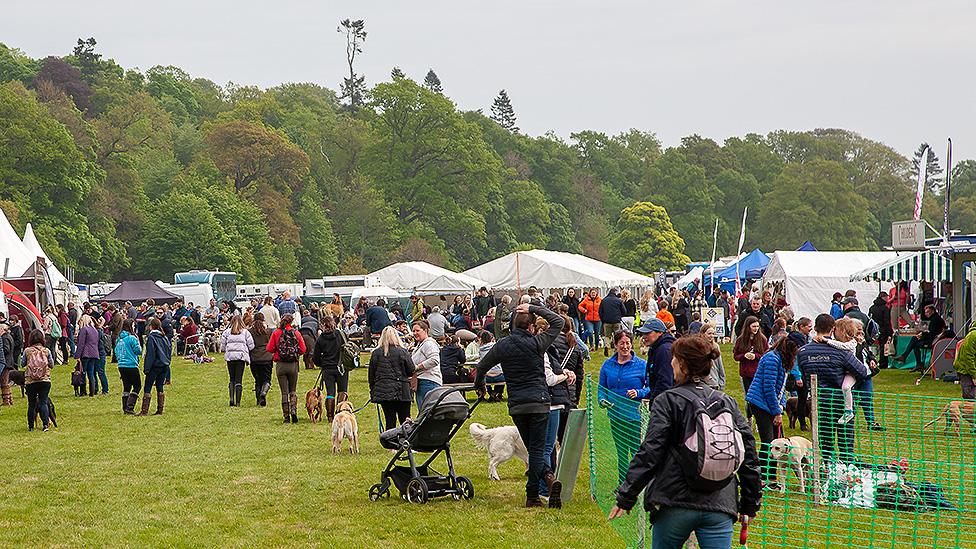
<box><xmin>277</xmin><ymin>328</ymin><xmax>301</xmax><ymax>362</ymax></box>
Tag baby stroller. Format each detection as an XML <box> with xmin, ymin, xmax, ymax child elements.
<box><xmin>369</xmin><ymin>386</ymin><xmax>482</xmax><ymax>504</ymax></box>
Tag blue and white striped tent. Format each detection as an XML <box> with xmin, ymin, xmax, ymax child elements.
<box><xmin>849</xmin><ymin>250</ymin><xmax>954</xmax><ymax>282</ymax></box>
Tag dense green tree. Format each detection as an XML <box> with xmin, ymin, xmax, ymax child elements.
<box><xmin>643</xmin><ymin>149</ymin><xmax>722</xmax><ymax>259</ymax></box>
<box><xmin>205</xmin><ymin>119</ymin><xmax>310</xmax><ymax>193</ymax></box>
<box><xmin>722</xmin><ymin>134</ymin><xmax>783</xmax><ymax>191</ymax></box>
<box><xmin>390</xmin><ymin>66</ymin><xmax>405</xmax><ymax>80</ymax></box>
<box><xmin>502</xmin><ymin>180</ymin><xmax>550</xmax><ymax>248</ymax></box>
<box><xmin>490</xmin><ymin>89</ymin><xmax>518</xmax><ymax>133</ymax></box>
<box><xmin>0</xmin><ymin>43</ymin><xmax>39</xmax><ymax>85</ymax></box>
<box><xmin>609</xmin><ymin>202</ymin><xmax>690</xmax><ymax>274</ymax></box>
<box><xmin>546</xmin><ymin>202</ymin><xmax>582</xmax><ymax>254</ymax></box>
<box><xmin>294</xmin><ymin>184</ymin><xmax>340</xmax><ymax>279</ymax></box>
<box><xmin>755</xmin><ymin>159</ymin><xmax>872</xmax><ymax>250</ymax></box>
<box><xmin>677</xmin><ymin>134</ymin><xmax>738</xmax><ymax>179</ymax></box>
<box><xmin>72</xmin><ymin>37</ymin><xmax>101</xmax><ymax>82</ymax></box>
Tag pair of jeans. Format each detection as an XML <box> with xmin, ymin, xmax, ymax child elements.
<box><xmin>512</xmin><ymin>412</ymin><xmax>551</xmax><ymax>500</ymax></box>
<box><xmin>26</xmin><ymin>381</ymin><xmax>52</xmax><ymax>430</ymax></box>
<box><xmin>539</xmin><ymin>408</ymin><xmax>562</xmax><ymax>496</ymax></box>
<box><xmin>379</xmin><ymin>401</ymin><xmax>411</xmax><ymax>430</ymax></box>
<box><xmin>415</xmin><ymin>378</ymin><xmax>440</xmax><ymax>408</ymax></box>
<box><xmin>45</xmin><ymin>335</ymin><xmax>58</xmax><ymax>364</ymax></box>
<box><xmin>853</xmin><ymin>377</ymin><xmax>877</xmax><ymax>423</ymax></box>
<box><xmin>651</xmin><ymin>506</ymin><xmax>734</xmax><ymax>549</ymax></box>
<box><xmin>82</xmin><ymin>357</ymin><xmax>100</xmax><ymax>394</ymax></box>
<box><xmin>817</xmin><ymin>390</ymin><xmax>855</xmax><ymax>463</ymax></box>
<box><xmin>144</xmin><ymin>366</ymin><xmax>167</xmax><ymax>393</ymax></box>
<box><xmin>610</xmin><ymin>416</ymin><xmax>641</xmax><ymax>485</ymax></box>
<box><xmin>321</xmin><ymin>368</ymin><xmax>349</xmax><ymax>397</ymax></box>
<box><xmin>58</xmin><ymin>337</ymin><xmax>69</xmax><ymax>365</ymax></box>
<box><xmin>749</xmin><ymin>404</ymin><xmax>779</xmax><ymax>483</ymax></box>
<box><xmin>119</xmin><ymin>367</ymin><xmax>141</xmax><ymax>394</ymax></box>
<box><xmin>250</xmin><ymin>361</ymin><xmax>273</xmax><ymax>395</ymax></box>
<box><xmin>741</xmin><ymin>376</ymin><xmax>754</xmax><ymax>417</ymax></box>
<box><xmin>67</xmin><ymin>327</ymin><xmax>76</xmax><ymax>356</ymax></box>
<box><xmin>584</xmin><ymin>320</ymin><xmax>601</xmax><ymax>348</ymax></box>
<box><xmin>96</xmin><ymin>357</ymin><xmax>109</xmax><ymax>394</ymax></box>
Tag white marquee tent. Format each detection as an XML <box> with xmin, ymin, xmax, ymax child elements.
<box><xmin>370</xmin><ymin>261</ymin><xmax>489</xmax><ymax>296</ymax></box>
<box><xmin>463</xmin><ymin>249</ymin><xmax>653</xmax><ymax>292</ymax></box>
<box><xmin>22</xmin><ymin>223</ymin><xmax>70</xmax><ymax>288</ymax></box>
<box><xmin>0</xmin><ymin>209</ymin><xmax>35</xmax><ymax>278</ymax></box>
<box><xmin>763</xmin><ymin>251</ymin><xmax>898</xmax><ymax>321</ymax></box>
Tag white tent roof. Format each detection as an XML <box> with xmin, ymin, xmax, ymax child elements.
<box><xmin>369</xmin><ymin>261</ymin><xmax>489</xmax><ymax>296</ymax></box>
<box><xmin>675</xmin><ymin>267</ymin><xmax>704</xmax><ymax>288</ymax></box>
<box><xmin>350</xmin><ymin>285</ymin><xmax>403</xmax><ymax>302</ymax></box>
<box><xmin>462</xmin><ymin>249</ymin><xmax>654</xmax><ymax>291</ymax></box>
<box><xmin>763</xmin><ymin>251</ymin><xmax>898</xmax><ymax>321</ymax></box>
<box><xmin>0</xmin><ymin>209</ymin><xmax>36</xmax><ymax>278</ymax></box>
<box><xmin>22</xmin><ymin>223</ymin><xmax>69</xmax><ymax>287</ymax></box>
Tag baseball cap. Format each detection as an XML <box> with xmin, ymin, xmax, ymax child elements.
<box><xmin>636</xmin><ymin>318</ymin><xmax>667</xmax><ymax>334</ymax></box>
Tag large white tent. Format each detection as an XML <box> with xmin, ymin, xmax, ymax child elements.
<box><xmin>763</xmin><ymin>251</ymin><xmax>898</xmax><ymax>320</ymax></box>
<box><xmin>22</xmin><ymin>223</ymin><xmax>70</xmax><ymax>288</ymax></box>
<box><xmin>463</xmin><ymin>249</ymin><xmax>653</xmax><ymax>292</ymax></box>
<box><xmin>370</xmin><ymin>261</ymin><xmax>489</xmax><ymax>296</ymax></box>
<box><xmin>0</xmin><ymin>208</ymin><xmax>36</xmax><ymax>278</ymax></box>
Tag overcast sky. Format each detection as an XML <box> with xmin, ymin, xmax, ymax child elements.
<box><xmin>3</xmin><ymin>0</ymin><xmax>974</xmax><ymax>162</ymax></box>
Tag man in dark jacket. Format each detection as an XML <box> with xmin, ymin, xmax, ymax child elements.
<box><xmin>598</xmin><ymin>289</ymin><xmax>627</xmax><ymax>357</ymax></box>
<box><xmin>473</xmin><ymin>287</ymin><xmax>493</xmax><ymax>324</ymax></box>
<box><xmin>363</xmin><ymin>299</ymin><xmax>392</xmax><ymax>347</ymax></box>
<box><xmin>896</xmin><ymin>304</ymin><xmax>946</xmax><ymax>371</ymax></box>
<box><xmin>869</xmin><ymin>292</ymin><xmax>893</xmax><ymax>369</ymax></box>
<box><xmin>493</xmin><ymin>295</ymin><xmax>513</xmax><ymax>340</ymax></box>
<box><xmin>797</xmin><ymin>314</ymin><xmax>869</xmax><ymax>462</ymax></box>
<box><xmin>842</xmin><ymin>297</ymin><xmax>875</xmax><ymax>343</ymax></box>
<box><xmin>476</xmin><ymin>303</ymin><xmax>565</xmax><ymax>509</ymax></box>
<box><xmin>636</xmin><ymin>319</ymin><xmax>675</xmax><ymax>402</ymax></box>
<box><xmin>733</xmin><ymin>297</ymin><xmax>768</xmax><ymax>338</ymax></box>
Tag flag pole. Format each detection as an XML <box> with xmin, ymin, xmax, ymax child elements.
<box><xmin>943</xmin><ymin>138</ymin><xmax>952</xmax><ymax>244</ymax></box>
<box><xmin>735</xmin><ymin>207</ymin><xmax>748</xmax><ymax>296</ymax></box>
<box><xmin>709</xmin><ymin>218</ymin><xmax>718</xmax><ymax>293</ymax></box>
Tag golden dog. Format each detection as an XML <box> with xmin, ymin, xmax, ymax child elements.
<box><xmin>305</xmin><ymin>387</ymin><xmax>324</xmax><ymax>424</ymax></box>
<box><xmin>331</xmin><ymin>400</ymin><xmax>359</xmax><ymax>454</ymax></box>
<box><xmin>922</xmin><ymin>400</ymin><xmax>976</xmax><ymax>435</ymax></box>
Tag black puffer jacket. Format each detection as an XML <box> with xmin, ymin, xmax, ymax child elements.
<box><xmin>547</xmin><ymin>334</ymin><xmax>585</xmax><ymax>407</ymax></box>
<box><xmin>313</xmin><ymin>330</ymin><xmax>342</xmax><ymax>371</ymax></box>
<box><xmin>869</xmin><ymin>298</ymin><xmax>893</xmax><ymax>338</ymax></box>
<box><xmin>615</xmin><ymin>382</ymin><xmax>762</xmax><ymax>519</ymax></box>
<box><xmin>368</xmin><ymin>346</ymin><xmax>415</xmax><ymax>402</ymax></box>
<box><xmin>475</xmin><ymin>305</ymin><xmax>564</xmax><ymax>415</ymax></box>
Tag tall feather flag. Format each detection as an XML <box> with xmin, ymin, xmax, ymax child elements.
<box><xmin>914</xmin><ymin>145</ymin><xmax>929</xmax><ymax>221</ymax></box>
<box><xmin>943</xmin><ymin>138</ymin><xmax>952</xmax><ymax>244</ymax></box>
<box><xmin>735</xmin><ymin>207</ymin><xmax>748</xmax><ymax>294</ymax></box>
<box><xmin>708</xmin><ymin>218</ymin><xmax>718</xmax><ymax>291</ymax></box>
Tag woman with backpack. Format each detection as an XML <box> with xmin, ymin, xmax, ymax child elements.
<box><xmin>368</xmin><ymin>326</ymin><xmax>416</xmax><ymax>430</ymax></box>
<box><xmin>139</xmin><ymin>318</ymin><xmax>171</xmax><ymax>416</ymax></box>
<box><xmin>745</xmin><ymin>336</ymin><xmax>800</xmax><ymax>489</ymax></box>
<box><xmin>733</xmin><ymin>316</ymin><xmax>767</xmax><ymax>416</ymax></box>
<box><xmin>267</xmin><ymin>314</ymin><xmax>306</xmax><ymax>424</ymax></box>
<box><xmin>221</xmin><ymin>315</ymin><xmax>255</xmax><ymax>407</ymax></box>
<box><xmin>610</xmin><ymin>335</ymin><xmax>761</xmax><ymax>549</ymax></box>
<box><xmin>23</xmin><ymin>329</ymin><xmax>55</xmax><ymax>431</ymax></box>
<box><xmin>115</xmin><ymin>319</ymin><xmax>143</xmax><ymax>414</ymax></box>
<box><xmin>75</xmin><ymin>315</ymin><xmax>101</xmax><ymax>397</ymax></box>
<box><xmin>248</xmin><ymin>312</ymin><xmax>274</xmax><ymax>406</ymax></box>
<box><xmin>312</xmin><ymin>314</ymin><xmax>345</xmax><ymax>422</ymax></box>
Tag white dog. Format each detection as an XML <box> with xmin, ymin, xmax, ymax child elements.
<box><xmin>469</xmin><ymin>422</ymin><xmax>528</xmax><ymax>481</ymax></box>
<box><xmin>768</xmin><ymin>436</ymin><xmax>814</xmax><ymax>492</ymax></box>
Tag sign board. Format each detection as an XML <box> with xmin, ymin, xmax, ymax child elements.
<box><xmin>892</xmin><ymin>220</ymin><xmax>925</xmax><ymax>251</ymax></box>
<box><xmin>703</xmin><ymin>307</ymin><xmax>726</xmax><ymax>338</ymax></box>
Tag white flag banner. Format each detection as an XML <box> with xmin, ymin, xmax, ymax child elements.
<box><xmin>735</xmin><ymin>207</ymin><xmax>747</xmax><ymax>292</ymax></box>
<box><xmin>914</xmin><ymin>146</ymin><xmax>929</xmax><ymax>221</ymax></box>
<box><xmin>709</xmin><ymin>218</ymin><xmax>718</xmax><ymax>289</ymax></box>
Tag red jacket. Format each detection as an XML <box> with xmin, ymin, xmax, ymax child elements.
<box><xmin>180</xmin><ymin>322</ymin><xmax>198</xmax><ymax>342</ymax></box>
<box><xmin>266</xmin><ymin>326</ymin><xmax>307</xmax><ymax>362</ymax></box>
<box><xmin>734</xmin><ymin>339</ymin><xmax>768</xmax><ymax>378</ymax></box>
<box><xmin>578</xmin><ymin>295</ymin><xmax>602</xmax><ymax>322</ymax></box>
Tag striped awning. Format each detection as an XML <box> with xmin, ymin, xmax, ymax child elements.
<box><xmin>849</xmin><ymin>250</ymin><xmax>953</xmax><ymax>282</ymax></box>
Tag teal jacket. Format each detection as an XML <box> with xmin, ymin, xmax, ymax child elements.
<box><xmin>114</xmin><ymin>331</ymin><xmax>142</xmax><ymax>369</ymax></box>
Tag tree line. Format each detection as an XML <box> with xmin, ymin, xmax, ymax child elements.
<box><xmin>1</xmin><ymin>32</ymin><xmax>973</xmax><ymax>284</ymax></box>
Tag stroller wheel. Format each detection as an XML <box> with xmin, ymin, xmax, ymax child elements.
<box><xmin>454</xmin><ymin>476</ymin><xmax>475</xmax><ymax>500</ymax></box>
<box><xmin>369</xmin><ymin>483</ymin><xmax>388</xmax><ymax>502</ymax></box>
<box><xmin>406</xmin><ymin>478</ymin><xmax>428</xmax><ymax>504</ymax></box>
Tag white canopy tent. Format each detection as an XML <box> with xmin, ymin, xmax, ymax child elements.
<box><xmin>0</xmin><ymin>209</ymin><xmax>36</xmax><ymax>278</ymax></box>
<box><xmin>350</xmin><ymin>285</ymin><xmax>403</xmax><ymax>303</ymax></box>
<box><xmin>369</xmin><ymin>261</ymin><xmax>489</xmax><ymax>296</ymax></box>
<box><xmin>763</xmin><ymin>251</ymin><xmax>898</xmax><ymax>321</ymax></box>
<box><xmin>22</xmin><ymin>223</ymin><xmax>70</xmax><ymax>288</ymax></box>
<box><xmin>462</xmin><ymin>249</ymin><xmax>654</xmax><ymax>292</ymax></box>
<box><xmin>674</xmin><ymin>267</ymin><xmax>704</xmax><ymax>289</ymax></box>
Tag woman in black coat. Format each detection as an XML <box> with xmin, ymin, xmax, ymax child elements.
<box><xmin>439</xmin><ymin>335</ymin><xmax>468</xmax><ymax>384</ymax></box>
<box><xmin>368</xmin><ymin>326</ymin><xmax>417</xmax><ymax>430</ymax></box>
<box><xmin>313</xmin><ymin>314</ymin><xmax>346</xmax><ymax>422</ymax></box>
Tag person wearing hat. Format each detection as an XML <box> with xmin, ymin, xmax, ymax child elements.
<box><xmin>842</xmin><ymin>297</ymin><xmax>876</xmax><ymax>343</ymax></box>
<box><xmin>636</xmin><ymin>318</ymin><xmax>675</xmax><ymax>402</ymax></box>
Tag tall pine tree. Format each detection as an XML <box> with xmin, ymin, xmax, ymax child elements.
<box><xmin>490</xmin><ymin>89</ymin><xmax>518</xmax><ymax>133</ymax></box>
<box><xmin>337</xmin><ymin>19</ymin><xmax>367</xmax><ymax>113</ymax></box>
<box><xmin>423</xmin><ymin>69</ymin><xmax>442</xmax><ymax>93</ymax></box>
<box><xmin>390</xmin><ymin>66</ymin><xmax>405</xmax><ymax>80</ymax></box>
<box><xmin>912</xmin><ymin>142</ymin><xmax>944</xmax><ymax>194</ymax></box>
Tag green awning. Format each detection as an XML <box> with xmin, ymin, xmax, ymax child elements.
<box><xmin>849</xmin><ymin>250</ymin><xmax>953</xmax><ymax>282</ymax></box>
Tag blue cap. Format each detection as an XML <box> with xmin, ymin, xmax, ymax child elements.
<box><xmin>636</xmin><ymin>318</ymin><xmax>667</xmax><ymax>334</ymax></box>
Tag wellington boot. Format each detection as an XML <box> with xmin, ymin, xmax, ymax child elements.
<box><xmin>154</xmin><ymin>392</ymin><xmax>165</xmax><ymax>415</ymax></box>
<box><xmin>121</xmin><ymin>392</ymin><xmax>129</xmax><ymax>413</ymax></box>
<box><xmin>234</xmin><ymin>384</ymin><xmax>243</xmax><ymax>407</ymax></box>
<box><xmin>138</xmin><ymin>394</ymin><xmax>152</xmax><ymax>416</ymax></box>
<box><xmin>228</xmin><ymin>383</ymin><xmax>236</xmax><ymax>407</ymax></box>
<box><xmin>289</xmin><ymin>392</ymin><xmax>298</xmax><ymax>416</ymax></box>
<box><xmin>1</xmin><ymin>385</ymin><xmax>12</xmax><ymax>406</ymax></box>
<box><xmin>325</xmin><ymin>398</ymin><xmax>336</xmax><ymax>423</ymax></box>
<box><xmin>124</xmin><ymin>392</ymin><xmax>139</xmax><ymax>414</ymax></box>
<box><xmin>281</xmin><ymin>400</ymin><xmax>290</xmax><ymax>423</ymax></box>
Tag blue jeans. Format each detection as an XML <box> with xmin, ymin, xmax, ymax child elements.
<box><xmin>539</xmin><ymin>408</ymin><xmax>562</xmax><ymax>496</ymax></box>
<box><xmin>854</xmin><ymin>377</ymin><xmax>876</xmax><ymax>423</ymax></box>
<box><xmin>67</xmin><ymin>327</ymin><xmax>76</xmax><ymax>356</ymax></box>
<box><xmin>96</xmin><ymin>357</ymin><xmax>109</xmax><ymax>394</ymax></box>
<box><xmin>651</xmin><ymin>507</ymin><xmax>734</xmax><ymax>549</ymax></box>
<box><xmin>416</xmin><ymin>378</ymin><xmax>440</xmax><ymax>408</ymax></box>
<box><xmin>584</xmin><ymin>320</ymin><xmax>601</xmax><ymax>348</ymax></box>
<box><xmin>82</xmin><ymin>358</ymin><xmax>99</xmax><ymax>394</ymax></box>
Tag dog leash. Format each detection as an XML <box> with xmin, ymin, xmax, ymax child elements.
<box><xmin>352</xmin><ymin>398</ymin><xmax>372</xmax><ymax>414</ymax></box>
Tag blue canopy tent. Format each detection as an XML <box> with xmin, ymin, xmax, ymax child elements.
<box><xmin>702</xmin><ymin>248</ymin><xmax>769</xmax><ymax>293</ymax></box>
<box><xmin>797</xmin><ymin>241</ymin><xmax>817</xmax><ymax>252</ymax></box>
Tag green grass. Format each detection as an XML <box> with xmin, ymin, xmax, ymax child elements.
<box><xmin>4</xmin><ymin>345</ymin><xmax>973</xmax><ymax>548</ymax></box>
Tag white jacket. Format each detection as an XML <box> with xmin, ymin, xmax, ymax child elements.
<box><xmin>411</xmin><ymin>337</ymin><xmax>442</xmax><ymax>384</ymax></box>
<box><xmin>220</xmin><ymin>329</ymin><xmax>255</xmax><ymax>363</ymax></box>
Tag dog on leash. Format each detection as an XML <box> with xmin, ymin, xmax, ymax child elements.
<box><xmin>768</xmin><ymin>436</ymin><xmax>813</xmax><ymax>493</ymax></box>
<box><xmin>331</xmin><ymin>400</ymin><xmax>359</xmax><ymax>454</ymax></box>
<box><xmin>305</xmin><ymin>387</ymin><xmax>324</xmax><ymax>424</ymax></box>
<box><xmin>922</xmin><ymin>400</ymin><xmax>976</xmax><ymax>435</ymax></box>
<box><xmin>469</xmin><ymin>422</ymin><xmax>529</xmax><ymax>481</ymax></box>
<box><xmin>8</xmin><ymin>369</ymin><xmax>25</xmax><ymax>397</ymax></box>
<box><xmin>784</xmin><ymin>395</ymin><xmax>811</xmax><ymax>430</ymax></box>
<box><xmin>71</xmin><ymin>362</ymin><xmax>87</xmax><ymax>396</ymax></box>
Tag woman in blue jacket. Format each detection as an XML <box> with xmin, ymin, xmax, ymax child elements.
<box><xmin>745</xmin><ymin>336</ymin><xmax>799</xmax><ymax>487</ymax></box>
<box><xmin>598</xmin><ymin>330</ymin><xmax>649</xmax><ymax>484</ymax></box>
<box><xmin>114</xmin><ymin>319</ymin><xmax>143</xmax><ymax>414</ymax></box>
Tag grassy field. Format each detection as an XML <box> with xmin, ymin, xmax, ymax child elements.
<box><xmin>2</xmin><ymin>345</ymin><xmax>973</xmax><ymax>548</ymax></box>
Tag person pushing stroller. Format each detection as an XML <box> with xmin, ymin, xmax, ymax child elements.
<box><xmin>475</xmin><ymin>303</ymin><xmax>565</xmax><ymax>509</ymax></box>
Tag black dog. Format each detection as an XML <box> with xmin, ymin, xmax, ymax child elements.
<box><xmin>785</xmin><ymin>395</ymin><xmax>812</xmax><ymax>430</ymax></box>
<box><xmin>8</xmin><ymin>369</ymin><xmax>25</xmax><ymax>397</ymax></box>
<box><xmin>71</xmin><ymin>363</ymin><xmax>87</xmax><ymax>396</ymax></box>
<box><xmin>35</xmin><ymin>397</ymin><xmax>58</xmax><ymax>429</ymax></box>
<box><xmin>7</xmin><ymin>370</ymin><xmax>59</xmax><ymax>428</ymax></box>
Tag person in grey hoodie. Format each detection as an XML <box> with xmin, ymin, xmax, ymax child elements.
<box><xmin>220</xmin><ymin>315</ymin><xmax>255</xmax><ymax>407</ymax></box>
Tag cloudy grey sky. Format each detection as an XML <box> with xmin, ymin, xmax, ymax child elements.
<box><xmin>4</xmin><ymin>0</ymin><xmax>974</xmax><ymax>162</ymax></box>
